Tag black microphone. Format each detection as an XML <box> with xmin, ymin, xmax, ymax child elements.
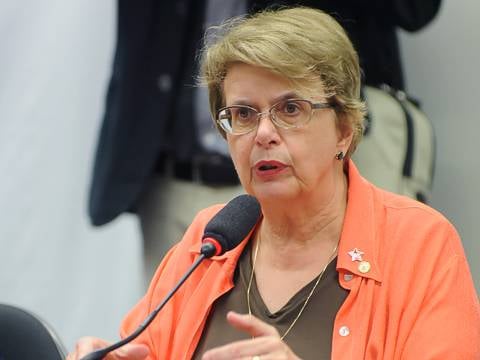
<box><xmin>81</xmin><ymin>194</ymin><xmax>261</xmax><ymax>360</ymax></box>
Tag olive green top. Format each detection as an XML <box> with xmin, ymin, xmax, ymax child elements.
<box><xmin>193</xmin><ymin>243</ymin><xmax>348</xmax><ymax>359</ymax></box>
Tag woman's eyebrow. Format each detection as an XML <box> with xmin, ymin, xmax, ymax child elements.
<box><xmin>228</xmin><ymin>91</ymin><xmax>302</xmax><ymax>107</ymax></box>
<box><xmin>228</xmin><ymin>98</ymin><xmax>255</xmax><ymax>106</ymax></box>
<box><xmin>271</xmin><ymin>91</ymin><xmax>302</xmax><ymax>103</ymax></box>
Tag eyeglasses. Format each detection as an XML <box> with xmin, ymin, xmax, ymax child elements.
<box><xmin>216</xmin><ymin>99</ymin><xmax>334</xmax><ymax>135</ymax></box>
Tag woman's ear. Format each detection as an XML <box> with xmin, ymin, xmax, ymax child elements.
<box><xmin>336</xmin><ymin>116</ymin><xmax>354</xmax><ymax>151</ymax></box>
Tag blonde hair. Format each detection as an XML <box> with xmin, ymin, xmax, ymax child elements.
<box><xmin>200</xmin><ymin>7</ymin><xmax>366</xmax><ymax>158</ymax></box>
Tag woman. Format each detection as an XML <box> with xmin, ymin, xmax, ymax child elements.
<box><xmin>69</xmin><ymin>7</ymin><xmax>480</xmax><ymax>360</ymax></box>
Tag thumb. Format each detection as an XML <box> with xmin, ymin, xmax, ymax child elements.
<box><xmin>116</xmin><ymin>343</ymin><xmax>149</xmax><ymax>359</ymax></box>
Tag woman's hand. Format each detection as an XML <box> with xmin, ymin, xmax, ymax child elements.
<box><xmin>66</xmin><ymin>336</ymin><xmax>149</xmax><ymax>360</ymax></box>
<box><xmin>202</xmin><ymin>311</ymin><xmax>301</xmax><ymax>360</ymax></box>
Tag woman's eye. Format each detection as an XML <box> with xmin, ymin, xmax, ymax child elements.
<box><xmin>236</xmin><ymin>107</ymin><xmax>253</xmax><ymax>120</ymax></box>
<box><xmin>283</xmin><ymin>101</ymin><xmax>301</xmax><ymax>114</ymax></box>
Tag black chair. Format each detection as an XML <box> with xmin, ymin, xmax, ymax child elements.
<box><xmin>0</xmin><ymin>303</ymin><xmax>67</xmax><ymax>360</ymax></box>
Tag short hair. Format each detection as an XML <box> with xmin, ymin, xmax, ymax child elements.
<box><xmin>199</xmin><ymin>6</ymin><xmax>366</xmax><ymax>158</ymax></box>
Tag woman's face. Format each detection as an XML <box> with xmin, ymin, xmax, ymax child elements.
<box><xmin>224</xmin><ymin>63</ymin><xmax>352</xmax><ymax>203</ymax></box>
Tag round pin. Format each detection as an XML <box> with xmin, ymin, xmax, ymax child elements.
<box><xmin>339</xmin><ymin>325</ymin><xmax>350</xmax><ymax>337</ymax></box>
<box><xmin>358</xmin><ymin>261</ymin><xmax>371</xmax><ymax>273</ymax></box>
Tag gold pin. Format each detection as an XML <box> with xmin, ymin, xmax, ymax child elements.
<box><xmin>358</xmin><ymin>261</ymin><xmax>371</xmax><ymax>273</ymax></box>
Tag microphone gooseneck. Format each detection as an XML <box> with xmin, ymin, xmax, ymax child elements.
<box><xmin>81</xmin><ymin>194</ymin><xmax>261</xmax><ymax>360</ymax></box>
<box><xmin>80</xmin><ymin>255</ymin><xmax>208</xmax><ymax>360</ymax></box>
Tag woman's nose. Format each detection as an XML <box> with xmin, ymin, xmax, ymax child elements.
<box><xmin>254</xmin><ymin>112</ymin><xmax>281</xmax><ymax>147</ymax></box>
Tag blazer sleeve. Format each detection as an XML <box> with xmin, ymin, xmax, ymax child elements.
<box><xmin>118</xmin><ymin>243</ymin><xmax>180</xmax><ymax>360</ymax></box>
<box><xmin>401</xmin><ymin>245</ymin><xmax>480</xmax><ymax>358</ymax></box>
<box><xmin>389</xmin><ymin>0</ymin><xmax>442</xmax><ymax>31</ymax></box>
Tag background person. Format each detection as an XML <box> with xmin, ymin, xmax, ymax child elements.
<box><xmin>88</xmin><ymin>0</ymin><xmax>442</xmax><ymax>284</ymax></box>
<box><xmin>70</xmin><ymin>7</ymin><xmax>480</xmax><ymax>360</ymax></box>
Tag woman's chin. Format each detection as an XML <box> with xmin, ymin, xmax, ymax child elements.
<box><xmin>250</xmin><ymin>182</ymin><xmax>298</xmax><ymax>203</ymax></box>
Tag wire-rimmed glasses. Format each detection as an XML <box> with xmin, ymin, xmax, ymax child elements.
<box><xmin>216</xmin><ymin>99</ymin><xmax>334</xmax><ymax>135</ymax></box>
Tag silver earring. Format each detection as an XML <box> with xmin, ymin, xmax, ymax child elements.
<box><xmin>335</xmin><ymin>151</ymin><xmax>344</xmax><ymax>160</ymax></box>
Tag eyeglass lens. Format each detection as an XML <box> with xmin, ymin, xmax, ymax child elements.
<box><xmin>218</xmin><ymin>99</ymin><xmax>314</xmax><ymax>134</ymax></box>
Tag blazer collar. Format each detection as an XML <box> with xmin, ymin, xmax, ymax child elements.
<box><xmin>336</xmin><ymin>160</ymin><xmax>383</xmax><ymax>283</ymax></box>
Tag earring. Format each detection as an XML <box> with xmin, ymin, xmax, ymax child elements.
<box><xmin>335</xmin><ymin>151</ymin><xmax>344</xmax><ymax>160</ymax></box>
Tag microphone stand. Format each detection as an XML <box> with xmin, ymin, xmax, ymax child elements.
<box><xmin>81</xmin><ymin>248</ymin><xmax>213</xmax><ymax>360</ymax></box>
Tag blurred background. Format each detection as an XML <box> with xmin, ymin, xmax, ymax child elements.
<box><xmin>0</xmin><ymin>0</ymin><xmax>478</xmax><ymax>352</ymax></box>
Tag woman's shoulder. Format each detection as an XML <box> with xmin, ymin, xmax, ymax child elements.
<box><xmin>372</xmin><ymin>185</ymin><xmax>464</xmax><ymax>258</ymax></box>
<box><xmin>376</xmin><ymin>186</ymin><xmax>453</xmax><ymax>228</ymax></box>
<box><xmin>143</xmin><ymin>203</ymin><xmax>231</xmax><ymax>299</ymax></box>
<box><xmin>176</xmin><ymin>203</ymin><xmax>227</xmax><ymax>247</ymax></box>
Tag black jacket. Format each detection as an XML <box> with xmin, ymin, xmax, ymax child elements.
<box><xmin>88</xmin><ymin>0</ymin><xmax>441</xmax><ymax>226</ymax></box>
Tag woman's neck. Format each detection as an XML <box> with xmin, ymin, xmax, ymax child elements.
<box><xmin>256</xmin><ymin>171</ymin><xmax>348</xmax><ymax>268</ymax></box>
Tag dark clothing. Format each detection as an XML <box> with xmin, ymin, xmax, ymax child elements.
<box><xmin>193</xmin><ymin>243</ymin><xmax>347</xmax><ymax>359</ymax></box>
<box><xmin>88</xmin><ymin>0</ymin><xmax>211</xmax><ymax>226</ymax></box>
<box><xmin>260</xmin><ymin>0</ymin><xmax>442</xmax><ymax>90</ymax></box>
<box><xmin>88</xmin><ymin>0</ymin><xmax>441</xmax><ymax>226</ymax></box>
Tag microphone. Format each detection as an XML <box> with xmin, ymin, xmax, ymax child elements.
<box><xmin>81</xmin><ymin>194</ymin><xmax>261</xmax><ymax>360</ymax></box>
<box><xmin>201</xmin><ymin>194</ymin><xmax>262</xmax><ymax>257</ymax></box>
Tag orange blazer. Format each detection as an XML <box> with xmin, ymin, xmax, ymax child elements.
<box><xmin>120</xmin><ymin>161</ymin><xmax>480</xmax><ymax>359</ymax></box>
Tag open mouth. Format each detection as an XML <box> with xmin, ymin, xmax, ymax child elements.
<box><xmin>255</xmin><ymin>160</ymin><xmax>286</xmax><ymax>173</ymax></box>
<box><xmin>259</xmin><ymin>164</ymin><xmax>278</xmax><ymax>171</ymax></box>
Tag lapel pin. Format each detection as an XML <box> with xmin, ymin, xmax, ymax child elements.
<box><xmin>348</xmin><ymin>248</ymin><xmax>364</xmax><ymax>262</ymax></box>
<box><xmin>358</xmin><ymin>261</ymin><xmax>371</xmax><ymax>273</ymax></box>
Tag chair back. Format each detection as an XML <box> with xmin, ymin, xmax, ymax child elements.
<box><xmin>0</xmin><ymin>303</ymin><xmax>66</xmax><ymax>360</ymax></box>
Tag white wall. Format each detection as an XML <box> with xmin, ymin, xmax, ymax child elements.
<box><xmin>400</xmin><ymin>0</ymin><xmax>480</xmax><ymax>292</ymax></box>
<box><xmin>0</xmin><ymin>0</ymin><xmax>143</xmax><ymax>351</ymax></box>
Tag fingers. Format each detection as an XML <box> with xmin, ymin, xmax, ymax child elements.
<box><xmin>202</xmin><ymin>336</ymin><xmax>282</xmax><ymax>360</ymax></box>
<box><xmin>66</xmin><ymin>337</ymin><xmax>149</xmax><ymax>360</ymax></box>
<box><xmin>112</xmin><ymin>343</ymin><xmax>150</xmax><ymax>359</ymax></box>
<box><xmin>226</xmin><ymin>311</ymin><xmax>279</xmax><ymax>338</ymax></box>
<box><xmin>202</xmin><ymin>312</ymin><xmax>297</xmax><ymax>360</ymax></box>
<box><xmin>67</xmin><ymin>337</ymin><xmax>109</xmax><ymax>360</ymax></box>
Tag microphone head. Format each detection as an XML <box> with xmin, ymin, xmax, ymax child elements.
<box><xmin>202</xmin><ymin>194</ymin><xmax>261</xmax><ymax>257</ymax></box>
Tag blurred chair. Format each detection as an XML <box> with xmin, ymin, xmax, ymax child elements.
<box><xmin>0</xmin><ymin>303</ymin><xmax>66</xmax><ymax>360</ymax></box>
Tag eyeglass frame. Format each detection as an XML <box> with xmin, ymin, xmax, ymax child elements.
<box><xmin>216</xmin><ymin>98</ymin><xmax>336</xmax><ymax>135</ymax></box>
